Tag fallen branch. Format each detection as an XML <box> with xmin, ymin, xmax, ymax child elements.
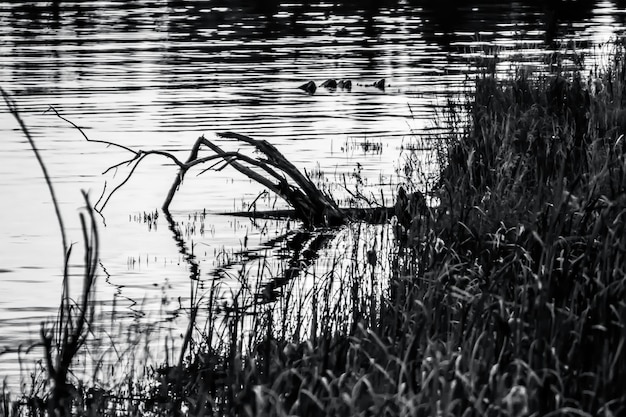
<box><xmin>47</xmin><ymin>109</ymin><xmax>387</xmax><ymax>227</ymax></box>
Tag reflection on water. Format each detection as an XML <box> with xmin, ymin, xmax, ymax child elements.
<box><xmin>1</xmin><ymin>0</ymin><xmax>625</xmax><ymax>387</ymax></box>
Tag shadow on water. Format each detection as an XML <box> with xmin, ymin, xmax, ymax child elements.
<box><xmin>164</xmin><ymin>211</ymin><xmax>201</xmax><ymax>282</ymax></box>
<box><xmin>212</xmin><ymin>224</ymin><xmax>338</xmax><ymax>304</ymax></box>
<box><xmin>160</xmin><ymin>205</ymin><xmax>339</xmax><ymax>307</ymax></box>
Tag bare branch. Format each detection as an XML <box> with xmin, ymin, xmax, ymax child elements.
<box><xmin>102</xmin><ymin>150</ymin><xmax>186</xmax><ymax>177</ymax></box>
<box><xmin>183</xmin><ymin>152</ymin><xmax>244</xmax><ymax>170</ymax></box>
<box><xmin>45</xmin><ymin>106</ymin><xmax>137</xmax><ymax>155</ymax></box>
<box><xmin>137</xmin><ymin>150</ymin><xmax>186</xmax><ymax>168</ymax></box>
<box><xmin>189</xmin><ymin>148</ymin><xmax>287</xmax><ymax>184</ymax></box>
<box><xmin>217</xmin><ymin>132</ymin><xmax>342</xmax><ymax>213</ymax></box>
<box><xmin>198</xmin><ymin>140</ymin><xmax>296</xmax><ymax>200</ymax></box>
<box><xmin>46</xmin><ymin>109</ymin><xmax>349</xmax><ymax>225</ymax></box>
<box><xmin>103</xmin><ymin>154</ymin><xmax>141</xmax><ymax>175</ymax></box>
<box><xmin>98</xmin><ymin>154</ymin><xmax>147</xmax><ymax>211</ymax></box>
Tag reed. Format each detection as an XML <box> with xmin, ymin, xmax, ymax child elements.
<box><xmin>2</xmin><ymin>90</ymin><xmax>101</xmax><ymax>416</ymax></box>
<box><xmin>393</xmin><ymin>41</ymin><xmax>626</xmax><ymax>415</ymax></box>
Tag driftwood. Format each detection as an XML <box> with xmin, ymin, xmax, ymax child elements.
<box><xmin>163</xmin><ymin>132</ymin><xmax>346</xmax><ymax>227</ymax></box>
<box><xmin>48</xmin><ymin>107</ymin><xmax>390</xmax><ymax>228</ymax></box>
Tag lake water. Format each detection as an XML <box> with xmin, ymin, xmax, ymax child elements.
<box><xmin>1</xmin><ymin>0</ymin><xmax>625</xmax><ymax>390</ymax></box>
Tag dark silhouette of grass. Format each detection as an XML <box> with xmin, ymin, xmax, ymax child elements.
<box><xmin>2</xmin><ymin>90</ymin><xmax>99</xmax><ymax>417</ymax></box>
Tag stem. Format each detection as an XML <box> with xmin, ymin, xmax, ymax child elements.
<box><xmin>1</xmin><ymin>88</ymin><xmax>68</xmax><ymax>256</ymax></box>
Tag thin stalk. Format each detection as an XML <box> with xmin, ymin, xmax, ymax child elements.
<box><xmin>1</xmin><ymin>88</ymin><xmax>68</xmax><ymax>256</ymax></box>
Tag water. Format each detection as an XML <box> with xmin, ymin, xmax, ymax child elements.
<box><xmin>0</xmin><ymin>0</ymin><xmax>625</xmax><ymax>389</ymax></box>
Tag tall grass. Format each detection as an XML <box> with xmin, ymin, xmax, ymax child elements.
<box><xmin>1</xmin><ymin>89</ymin><xmax>101</xmax><ymax>416</ymax></box>
<box><xmin>394</xmin><ymin>43</ymin><xmax>626</xmax><ymax>414</ymax></box>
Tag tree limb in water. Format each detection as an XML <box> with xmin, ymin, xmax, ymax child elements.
<box><xmin>47</xmin><ymin>108</ymin><xmax>347</xmax><ymax>227</ymax></box>
<box><xmin>163</xmin><ymin>134</ymin><xmax>346</xmax><ymax>227</ymax></box>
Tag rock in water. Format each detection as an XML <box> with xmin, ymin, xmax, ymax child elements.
<box><xmin>321</xmin><ymin>79</ymin><xmax>338</xmax><ymax>89</ymax></box>
<box><xmin>338</xmin><ymin>79</ymin><xmax>352</xmax><ymax>90</ymax></box>
<box><xmin>298</xmin><ymin>80</ymin><xmax>317</xmax><ymax>94</ymax></box>
<box><xmin>373</xmin><ymin>78</ymin><xmax>385</xmax><ymax>90</ymax></box>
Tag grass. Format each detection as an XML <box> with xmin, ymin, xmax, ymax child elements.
<box><xmin>6</xmin><ymin>41</ymin><xmax>626</xmax><ymax>416</ymax></box>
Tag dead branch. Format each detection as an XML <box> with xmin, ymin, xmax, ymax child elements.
<box><xmin>161</xmin><ymin>133</ymin><xmax>350</xmax><ymax>226</ymax></box>
<box><xmin>48</xmin><ymin>108</ymin><xmax>353</xmax><ymax>226</ymax></box>
<box><xmin>194</xmin><ymin>134</ymin><xmax>345</xmax><ymax>226</ymax></box>
<box><xmin>46</xmin><ymin>106</ymin><xmax>136</xmax><ymax>155</ymax></box>
<box><xmin>218</xmin><ymin>132</ymin><xmax>343</xmax><ymax>214</ymax></box>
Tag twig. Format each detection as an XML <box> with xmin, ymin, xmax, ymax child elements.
<box><xmin>103</xmin><ymin>154</ymin><xmax>142</xmax><ymax>175</ymax></box>
<box><xmin>192</xmin><ymin>144</ymin><xmax>288</xmax><ymax>184</ymax></box>
<box><xmin>45</xmin><ymin>106</ymin><xmax>136</xmax><ymax>155</ymax></box>
<box><xmin>47</xmin><ymin>107</ymin><xmax>192</xmax><ymax>211</ymax></box>
<box><xmin>98</xmin><ymin>154</ymin><xmax>147</xmax><ymax>211</ymax></box>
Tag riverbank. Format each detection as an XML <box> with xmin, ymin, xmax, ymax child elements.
<box><xmin>6</xmin><ymin>44</ymin><xmax>626</xmax><ymax>416</ymax></box>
